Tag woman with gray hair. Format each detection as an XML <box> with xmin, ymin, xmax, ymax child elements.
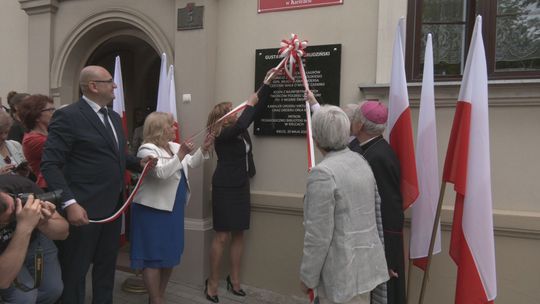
<box><xmin>300</xmin><ymin>105</ymin><xmax>389</xmax><ymax>304</ymax></box>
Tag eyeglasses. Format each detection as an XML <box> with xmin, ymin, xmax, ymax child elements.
<box><xmin>89</xmin><ymin>79</ymin><xmax>114</xmax><ymax>84</ymax></box>
<box><xmin>40</xmin><ymin>107</ymin><xmax>56</xmax><ymax>113</ymax></box>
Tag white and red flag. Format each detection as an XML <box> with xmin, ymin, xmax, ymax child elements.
<box><xmin>156</xmin><ymin>53</ymin><xmax>180</xmax><ymax>142</ymax></box>
<box><xmin>410</xmin><ymin>33</ymin><xmax>441</xmax><ymax>270</ymax></box>
<box><xmin>387</xmin><ymin>18</ymin><xmax>419</xmax><ymax>210</ymax></box>
<box><xmin>113</xmin><ymin>56</ymin><xmax>128</xmax><ymax>134</ymax></box>
<box><xmin>443</xmin><ymin>15</ymin><xmax>496</xmax><ymax>303</ymax></box>
<box><xmin>112</xmin><ymin>56</ymin><xmax>129</xmax><ymax>246</ymax></box>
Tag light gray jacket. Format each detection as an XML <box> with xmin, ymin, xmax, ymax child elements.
<box><xmin>300</xmin><ymin>148</ymin><xmax>389</xmax><ymax>303</ymax></box>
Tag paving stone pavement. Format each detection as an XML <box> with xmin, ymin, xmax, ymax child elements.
<box><xmin>85</xmin><ymin>270</ymin><xmax>309</xmax><ymax>304</ymax></box>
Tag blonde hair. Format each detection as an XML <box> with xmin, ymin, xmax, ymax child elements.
<box><xmin>142</xmin><ymin>112</ymin><xmax>173</xmax><ymax>148</ymax></box>
<box><xmin>206</xmin><ymin>102</ymin><xmax>233</xmax><ymax>137</ymax></box>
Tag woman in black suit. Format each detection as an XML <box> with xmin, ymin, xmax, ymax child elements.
<box><xmin>204</xmin><ymin>69</ymin><xmax>277</xmax><ymax>302</ymax></box>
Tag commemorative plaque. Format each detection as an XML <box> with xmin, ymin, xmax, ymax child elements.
<box><xmin>254</xmin><ymin>44</ymin><xmax>341</xmax><ymax>136</ymax></box>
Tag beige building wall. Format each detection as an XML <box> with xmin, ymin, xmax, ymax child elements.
<box><xmin>0</xmin><ymin>0</ymin><xmax>28</xmax><ymax>105</ymax></box>
<box><xmin>3</xmin><ymin>0</ymin><xmax>540</xmax><ymax>302</ymax></box>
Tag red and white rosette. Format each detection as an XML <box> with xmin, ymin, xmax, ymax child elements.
<box><xmin>277</xmin><ymin>34</ymin><xmax>308</xmax><ymax>81</ymax></box>
<box><xmin>273</xmin><ymin>33</ymin><xmax>315</xmax><ymax>171</ymax></box>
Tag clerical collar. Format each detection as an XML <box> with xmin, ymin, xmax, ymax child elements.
<box><xmin>360</xmin><ymin>136</ymin><xmax>380</xmax><ymax>147</ymax></box>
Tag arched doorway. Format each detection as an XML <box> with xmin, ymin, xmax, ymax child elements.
<box><xmin>49</xmin><ymin>7</ymin><xmax>173</xmax><ymax>145</ymax></box>
<box><xmin>85</xmin><ymin>35</ymin><xmax>160</xmax><ymax>142</ymax></box>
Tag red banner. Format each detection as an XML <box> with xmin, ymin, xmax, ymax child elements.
<box><xmin>258</xmin><ymin>0</ymin><xmax>343</xmax><ymax>13</ymax></box>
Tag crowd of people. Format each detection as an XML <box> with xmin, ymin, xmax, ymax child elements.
<box><xmin>0</xmin><ymin>64</ymin><xmax>406</xmax><ymax>304</ymax></box>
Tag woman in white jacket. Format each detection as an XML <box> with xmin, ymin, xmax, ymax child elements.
<box><xmin>130</xmin><ymin>112</ymin><xmax>214</xmax><ymax>304</ymax></box>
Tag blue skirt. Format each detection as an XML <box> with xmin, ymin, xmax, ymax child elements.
<box><xmin>130</xmin><ymin>179</ymin><xmax>187</xmax><ymax>269</ymax></box>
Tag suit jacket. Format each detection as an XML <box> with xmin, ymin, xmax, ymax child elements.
<box><xmin>41</xmin><ymin>98</ymin><xmax>140</xmax><ymax>219</ymax></box>
<box><xmin>212</xmin><ymin>84</ymin><xmax>271</xmax><ymax>188</ymax></box>
<box><xmin>300</xmin><ymin>148</ymin><xmax>389</xmax><ymax>303</ymax></box>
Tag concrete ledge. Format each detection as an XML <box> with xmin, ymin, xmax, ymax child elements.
<box><xmin>250</xmin><ymin>190</ymin><xmax>540</xmax><ymax>239</ymax></box>
<box><xmin>359</xmin><ymin>79</ymin><xmax>540</xmax><ymax>107</ymax></box>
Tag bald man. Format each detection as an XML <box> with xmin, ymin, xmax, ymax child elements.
<box><xmin>41</xmin><ymin>66</ymin><xmax>150</xmax><ymax>303</ymax></box>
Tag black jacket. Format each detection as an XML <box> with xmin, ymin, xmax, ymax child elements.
<box><xmin>212</xmin><ymin>85</ymin><xmax>271</xmax><ymax>187</ymax></box>
<box><xmin>41</xmin><ymin>99</ymin><xmax>140</xmax><ymax>219</ymax></box>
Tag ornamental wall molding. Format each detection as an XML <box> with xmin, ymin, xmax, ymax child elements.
<box><xmin>50</xmin><ymin>6</ymin><xmax>173</xmax><ymax>93</ymax></box>
<box><xmin>19</xmin><ymin>0</ymin><xmax>59</xmax><ymax>15</ymax></box>
<box><xmin>359</xmin><ymin>79</ymin><xmax>540</xmax><ymax>107</ymax></box>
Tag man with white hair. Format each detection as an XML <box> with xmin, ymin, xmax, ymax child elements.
<box><xmin>349</xmin><ymin>101</ymin><xmax>406</xmax><ymax>304</ymax></box>
<box><xmin>300</xmin><ymin>105</ymin><xmax>388</xmax><ymax>304</ymax></box>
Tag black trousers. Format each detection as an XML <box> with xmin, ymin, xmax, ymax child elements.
<box><xmin>57</xmin><ymin>218</ymin><xmax>121</xmax><ymax>304</ymax></box>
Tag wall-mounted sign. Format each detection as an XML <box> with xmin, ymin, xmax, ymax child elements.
<box><xmin>254</xmin><ymin>44</ymin><xmax>341</xmax><ymax>136</ymax></box>
<box><xmin>177</xmin><ymin>3</ymin><xmax>204</xmax><ymax>30</ymax></box>
<box><xmin>258</xmin><ymin>0</ymin><xmax>343</xmax><ymax>13</ymax></box>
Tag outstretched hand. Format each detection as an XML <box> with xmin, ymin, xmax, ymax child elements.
<box><xmin>140</xmin><ymin>155</ymin><xmax>157</xmax><ymax>170</ymax></box>
<box><xmin>304</xmin><ymin>89</ymin><xmax>318</xmax><ymax>106</ymax></box>
<box><xmin>263</xmin><ymin>67</ymin><xmax>282</xmax><ymax>85</ymax></box>
<box><xmin>178</xmin><ymin>141</ymin><xmax>194</xmax><ymax>160</ymax></box>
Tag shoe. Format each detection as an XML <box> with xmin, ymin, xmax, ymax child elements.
<box><xmin>226</xmin><ymin>275</ymin><xmax>246</xmax><ymax>297</ymax></box>
<box><xmin>204</xmin><ymin>279</ymin><xmax>219</xmax><ymax>303</ymax></box>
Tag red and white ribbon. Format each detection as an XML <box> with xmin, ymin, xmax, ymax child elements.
<box><xmin>89</xmin><ymin>161</ymin><xmax>154</xmax><ymax>223</ymax></box>
<box><xmin>277</xmin><ymin>34</ymin><xmax>308</xmax><ymax>81</ymax></box>
<box><xmin>89</xmin><ymin>100</ymin><xmax>252</xmax><ymax>223</ymax></box>
<box><xmin>308</xmin><ymin>288</ymin><xmax>319</xmax><ymax>304</ymax></box>
<box><xmin>272</xmin><ymin>33</ymin><xmax>315</xmax><ymax>171</ymax></box>
<box><xmin>298</xmin><ymin>61</ymin><xmax>315</xmax><ymax>171</ymax></box>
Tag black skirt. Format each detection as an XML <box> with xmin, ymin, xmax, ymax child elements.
<box><xmin>212</xmin><ymin>181</ymin><xmax>250</xmax><ymax>231</ymax></box>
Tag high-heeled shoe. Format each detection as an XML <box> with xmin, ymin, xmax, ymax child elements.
<box><xmin>204</xmin><ymin>279</ymin><xmax>219</xmax><ymax>303</ymax></box>
<box><xmin>226</xmin><ymin>275</ymin><xmax>246</xmax><ymax>297</ymax></box>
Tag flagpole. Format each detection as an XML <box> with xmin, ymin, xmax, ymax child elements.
<box><xmin>406</xmin><ymin>259</ymin><xmax>413</xmax><ymax>304</ymax></box>
<box><xmin>417</xmin><ymin>181</ymin><xmax>446</xmax><ymax>304</ymax></box>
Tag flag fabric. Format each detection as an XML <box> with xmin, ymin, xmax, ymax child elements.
<box><xmin>112</xmin><ymin>56</ymin><xmax>129</xmax><ymax>247</ymax></box>
<box><xmin>168</xmin><ymin>65</ymin><xmax>180</xmax><ymax>142</ymax></box>
<box><xmin>410</xmin><ymin>33</ymin><xmax>441</xmax><ymax>270</ymax></box>
<box><xmin>442</xmin><ymin>16</ymin><xmax>496</xmax><ymax>303</ymax></box>
<box><xmin>157</xmin><ymin>53</ymin><xmax>169</xmax><ymax>111</ymax></box>
<box><xmin>156</xmin><ymin>53</ymin><xmax>180</xmax><ymax>142</ymax></box>
<box><xmin>387</xmin><ymin>18</ymin><xmax>419</xmax><ymax>210</ymax></box>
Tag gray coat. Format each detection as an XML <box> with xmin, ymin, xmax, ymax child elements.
<box><xmin>300</xmin><ymin>148</ymin><xmax>389</xmax><ymax>303</ymax></box>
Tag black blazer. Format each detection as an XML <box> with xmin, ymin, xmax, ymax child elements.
<box><xmin>41</xmin><ymin>99</ymin><xmax>140</xmax><ymax>219</ymax></box>
<box><xmin>212</xmin><ymin>85</ymin><xmax>271</xmax><ymax>188</ymax></box>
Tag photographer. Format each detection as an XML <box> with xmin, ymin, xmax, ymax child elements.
<box><xmin>0</xmin><ymin>174</ymin><xmax>68</xmax><ymax>303</ymax></box>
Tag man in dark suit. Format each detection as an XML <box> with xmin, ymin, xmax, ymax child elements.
<box><xmin>351</xmin><ymin>101</ymin><xmax>405</xmax><ymax>304</ymax></box>
<box><xmin>41</xmin><ymin>65</ymin><xmax>152</xmax><ymax>304</ymax></box>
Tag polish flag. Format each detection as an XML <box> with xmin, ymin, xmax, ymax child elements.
<box><xmin>410</xmin><ymin>34</ymin><xmax>441</xmax><ymax>270</ymax></box>
<box><xmin>113</xmin><ymin>56</ymin><xmax>128</xmax><ymax>134</ymax></box>
<box><xmin>387</xmin><ymin>18</ymin><xmax>419</xmax><ymax>210</ymax></box>
<box><xmin>156</xmin><ymin>53</ymin><xmax>180</xmax><ymax>142</ymax></box>
<box><xmin>113</xmin><ymin>56</ymin><xmax>129</xmax><ymax>246</ymax></box>
<box><xmin>443</xmin><ymin>16</ymin><xmax>496</xmax><ymax>303</ymax></box>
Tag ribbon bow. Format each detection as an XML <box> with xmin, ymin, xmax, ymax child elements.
<box><xmin>278</xmin><ymin>34</ymin><xmax>308</xmax><ymax>81</ymax></box>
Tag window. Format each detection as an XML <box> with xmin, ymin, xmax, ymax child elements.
<box><xmin>406</xmin><ymin>0</ymin><xmax>540</xmax><ymax>81</ymax></box>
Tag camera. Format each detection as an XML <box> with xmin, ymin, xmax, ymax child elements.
<box><xmin>16</xmin><ymin>190</ymin><xmax>63</xmax><ymax>207</ymax></box>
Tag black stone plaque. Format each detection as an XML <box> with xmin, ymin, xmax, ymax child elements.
<box><xmin>254</xmin><ymin>44</ymin><xmax>341</xmax><ymax>136</ymax></box>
